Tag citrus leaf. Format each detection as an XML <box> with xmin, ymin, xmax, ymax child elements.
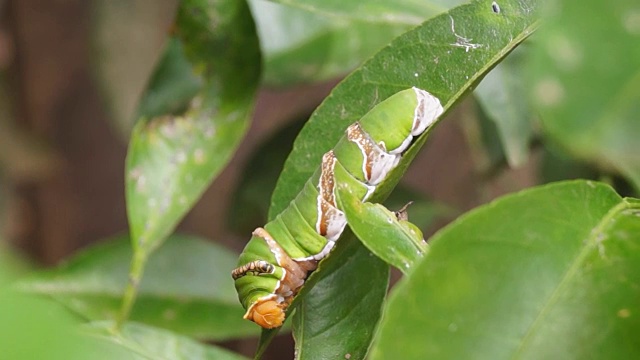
<box><xmin>0</xmin><ymin>290</ymin><xmax>128</xmax><ymax>360</ymax></box>
<box><xmin>529</xmin><ymin>0</ymin><xmax>640</xmax><ymax>190</ymax></box>
<box><xmin>251</xmin><ymin>0</ymin><xmax>464</xmax><ymax>86</ymax></box>
<box><xmin>335</xmin><ymin>183</ymin><xmax>425</xmax><ymax>274</ymax></box>
<box><xmin>475</xmin><ymin>46</ymin><xmax>533</xmax><ymax>167</ymax></box>
<box><xmin>291</xmin><ymin>236</ymin><xmax>389</xmax><ymax>360</ymax></box>
<box><xmin>266</xmin><ymin>0</ymin><xmax>460</xmax><ymax>23</ymax></box>
<box><xmin>17</xmin><ymin>235</ymin><xmax>258</xmax><ymax>340</ymax></box>
<box><xmin>370</xmin><ymin>180</ymin><xmax>640</xmax><ymax>359</ymax></box>
<box><xmin>125</xmin><ymin>0</ymin><xmax>260</xmax><ymax>255</ymax></box>
<box><xmin>89</xmin><ymin>322</ymin><xmax>248</xmax><ymax>360</ymax></box>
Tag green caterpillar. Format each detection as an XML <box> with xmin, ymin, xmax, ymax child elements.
<box><xmin>232</xmin><ymin>88</ymin><xmax>444</xmax><ymax>328</ymax></box>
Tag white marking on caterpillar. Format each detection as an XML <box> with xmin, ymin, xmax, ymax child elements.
<box><xmin>388</xmin><ymin>135</ymin><xmax>413</xmax><ymax>155</ymax></box>
<box><xmin>449</xmin><ymin>16</ymin><xmax>483</xmax><ymax>52</ymax></box>
<box><xmin>346</xmin><ymin>123</ymin><xmax>400</xmax><ymax>185</ymax></box>
<box><xmin>411</xmin><ymin>87</ymin><xmax>445</xmax><ymax>136</ymax></box>
<box><xmin>315</xmin><ymin>151</ymin><xmax>348</xmax><ymax>242</ymax></box>
<box><xmin>362</xmin><ymin>183</ymin><xmax>377</xmax><ymax>201</ymax></box>
<box><xmin>312</xmin><ymin>240</ymin><xmax>336</xmax><ymax>260</ymax></box>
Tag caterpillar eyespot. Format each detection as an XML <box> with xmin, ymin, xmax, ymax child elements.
<box><xmin>232</xmin><ymin>87</ymin><xmax>444</xmax><ymax>328</ymax></box>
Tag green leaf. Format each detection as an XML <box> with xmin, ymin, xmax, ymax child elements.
<box><xmin>228</xmin><ymin>118</ymin><xmax>306</xmax><ymax>235</ymax></box>
<box><xmin>291</xmin><ymin>236</ymin><xmax>389</xmax><ymax>360</ymax></box>
<box><xmin>0</xmin><ymin>289</ymin><xmax>129</xmax><ymax>360</ymax></box>
<box><xmin>134</xmin><ymin>38</ymin><xmax>202</xmax><ymax>119</ymax></box>
<box><xmin>89</xmin><ymin>322</ymin><xmax>248</xmax><ymax>360</ymax></box>
<box><xmin>126</xmin><ymin>0</ymin><xmax>261</xmax><ymax>255</ymax></box>
<box><xmin>335</xmin><ymin>183</ymin><xmax>425</xmax><ymax>274</ymax></box>
<box><xmin>91</xmin><ymin>0</ymin><xmax>179</xmax><ymax>136</ymax></box>
<box><xmin>540</xmin><ymin>144</ymin><xmax>599</xmax><ymax>184</ymax></box>
<box><xmin>17</xmin><ymin>234</ymin><xmax>258</xmax><ymax>340</ymax></box>
<box><xmin>370</xmin><ymin>180</ymin><xmax>640</xmax><ymax>359</ymax></box>
<box><xmin>529</xmin><ymin>0</ymin><xmax>640</xmax><ymax>190</ymax></box>
<box><xmin>250</xmin><ymin>0</ymin><xmax>464</xmax><ymax>86</ymax></box>
<box><xmin>475</xmin><ymin>46</ymin><xmax>533</xmax><ymax>167</ymax></box>
<box><xmin>263</xmin><ymin>1</ymin><xmax>540</xmax><ymax>356</ymax></box>
<box><xmin>266</xmin><ymin>0</ymin><xmax>460</xmax><ymax>23</ymax></box>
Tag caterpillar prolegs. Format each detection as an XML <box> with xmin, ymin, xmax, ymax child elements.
<box><xmin>232</xmin><ymin>88</ymin><xmax>444</xmax><ymax>328</ymax></box>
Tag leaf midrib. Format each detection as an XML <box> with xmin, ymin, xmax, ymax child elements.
<box><xmin>510</xmin><ymin>198</ymin><xmax>630</xmax><ymax>358</ymax></box>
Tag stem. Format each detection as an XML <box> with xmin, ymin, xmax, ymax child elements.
<box><xmin>114</xmin><ymin>250</ymin><xmax>148</xmax><ymax>331</ymax></box>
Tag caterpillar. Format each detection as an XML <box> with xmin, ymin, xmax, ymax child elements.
<box><xmin>232</xmin><ymin>87</ymin><xmax>444</xmax><ymax>328</ymax></box>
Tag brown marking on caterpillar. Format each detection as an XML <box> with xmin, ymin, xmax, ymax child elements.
<box><xmin>315</xmin><ymin>151</ymin><xmax>348</xmax><ymax>241</ymax></box>
<box><xmin>346</xmin><ymin>123</ymin><xmax>373</xmax><ymax>180</ymax></box>
<box><xmin>242</xmin><ymin>228</ymin><xmax>318</xmax><ymax>328</ymax></box>
<box><xmin>317</xmin><ymin>151</ymin><xmax>337</xmax><ymax>236</ymax></box>
<box><xmin>319</xmin><ymin>151</ymin><xmax>337</xmax><ymax>206</ymax></box>
<box><xmin>347</xmin><ymin>122</ymin><xmax>400</xmax><ymax>185</ymax></box>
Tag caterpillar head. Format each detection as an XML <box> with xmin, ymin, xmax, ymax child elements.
<box><xmin>244</xmin><ymin>297</ymin><xmax>286</xmax><ymax>329</ymax></box>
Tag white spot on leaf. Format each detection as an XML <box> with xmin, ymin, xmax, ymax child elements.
<box><xmin>163</xmin><ymin>309</ymin><xmax>177</xmax><ymax>320</ymax></box>
<box><xmin>194</xmin><ymin>148</ymin><xmax>206</xmax><ymax>164</ymax></box>
<box><xmin>176</xmin><ymin>151</ymin><xmax>187</xmax><ymax>164</ymax></box>
<box><xmin>534</xmin><ymin>78</ymin><xmax>565</xmax><ymax>107</ymax></box>
<box><xmin>623</xmin><ymin>9</ymin><xmax>640</xmax><ymax>35</ymax></box>
<box><xmin>618</xmin><ymin>308</ymin><xmax>631</xmax><ymax>318</ymax></box>
<box><xmin>548</xmin><ymin>35</ymin><xmax>583</xmax><ymax>70</ymax></box>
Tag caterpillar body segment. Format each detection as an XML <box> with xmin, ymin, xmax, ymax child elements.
<box><xmin>232</xmin><ymin>87</ymin><xmax>444</xmax><ymax>328</ymax></box>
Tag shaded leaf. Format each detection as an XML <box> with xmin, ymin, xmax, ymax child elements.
<box><xmin>228</xmin><ymin>117</ymin><xmax>306</xmax><ymax>234</ymax></box>
<box><xmin>540</xmin><ymin>143</ymin><xmax>598</xmax><ymax>184</ymax></box>
<box><xmin>89</xmin><ymin>322</ymin><xmax>248</xmax><ymax>360</ymax></box>
<box><xmin>529</xmin><ymin>0</ymin><xmax>640</xmax><ymax>190</ymax></box>
<box><xmin>134</xmin><ymin>38</ymin><xmax>202</xmax><ymax>119</ymax></box>
<box><xmin>291</xmin><ymin>236</ymin><xmax>388</xmax><ymax>360</ymax></box>
<box><xmin>267</xmin><ymin>0</ymin><xmax>460</xmax><ymax>23</ymax></box>
<box><xmin>17</xmin><ymin>234</ymin><xmax>258</xmax><ymax>340</ymax></box>
<box><xmin>370</xmin><ymin>180</ymin><xmax>640</xmax><ymax>359</ymax></box>
<box><xmin>250</xmin><ymin>0</ymin><xmax>464</xmax><ymax>86</ymax></box>
<box><xmin>0</xmin><ymin>289</ymin><xmax>127</xmax><ymax>360</ymax></box>
<box><xmin>126</xmin><ymin>0</ymin><xmax>261</xmax><ymax>255</ymax></box>
<box><xmin>475</xmin><ymin>46</ymin><xmax>533</xmax><ymax>167</ymax></box>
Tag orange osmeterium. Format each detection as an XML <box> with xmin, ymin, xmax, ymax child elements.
<box><xmin>244</xmin><ymin>298</ymin><xmax>286</xmax><ymax>329</ymax></box>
